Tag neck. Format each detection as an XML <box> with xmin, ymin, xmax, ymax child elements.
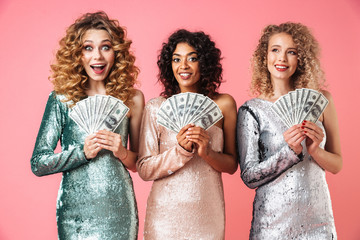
<box><xmin>86</xmin><ymin>80</ymin><xmax>106</xmax><ymax>96</ymax></box>
<box><xmin>179</xmin><ymin>85</ymin><xmax>199</xmax><ymax>94</ymax></box>
<box><xmin>271</xmin><ymin>78</ymin><xmax>292</xmax><ymax>99</ymax></box>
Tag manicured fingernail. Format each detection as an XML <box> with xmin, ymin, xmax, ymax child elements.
<box><xmin>303</xmin><ymin>120</ymin><xmax>307</xmax><ymax>122</ymax></box>
<box><xmin>302</xmin><ymin>122</ymin><xmax>305</xmax><ymax>125</ymax></box>
<box><xmin>301</xmin><ymin>126</ymin><xmax>304</xmax><ymax>129</ymax></box>
<box><xmin>188</xmin><ymin>128</ymin><xmax>192</xmax><ymax>131</ymax></box>
<box><xmin>304</xmin><ymin>131</ymin><xmax>307</xmax><ymax>133</ymax></box>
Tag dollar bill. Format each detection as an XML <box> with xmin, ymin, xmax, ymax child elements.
<box><xmin>299</xmin><ymin>89</ymin><xmax>320</xmax><ymax>122</ymax></box>
<box><xmin>69</xmin><ymin>108</ymin><xmax>89</xmax><ymax>134</ymax></box>
<box><xmin>69</xmin><ymin>95</ymin><xmax>129</xmax><ymax>134</ymax></box>
<box><xmin>303</xmin><ymin>92</ymin><xmax>328</xmax><ymax>123</ymax></box>
<box><xmin>97</xmin><ymin>101</ymin><xmax>129</xmax><ymax>131</ymax></box>
<box><xmin>193</xmin><ymin>104</ymin><xmax>223</xmax><ymax>130</ymax></box>
<box><xmin>271</xmin><ymin>88</ymin><xmax>328</xmax><ymax>128</ymax></box>
<box><xmin>271</xmin><ymin>103</ymin><xmax>291</xmax><ymax>128</ymax></box>
<box><xmin>157</xmin><ymin>93</ymin><xmax>223</xmax><ymax>132</ymax></box>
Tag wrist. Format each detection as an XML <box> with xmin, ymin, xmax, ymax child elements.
<box><xmin>118</xmin><ymin>147</ymin><xmax>128</xmax><ymax>161</ymax></box>
<box><xmin>308</xmin><ymin>147</ymin><xmax>321</xmax><ymax>159</ymax></box>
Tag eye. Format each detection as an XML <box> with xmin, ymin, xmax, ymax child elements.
<box><xmin>172</xmin><ymin>57</ymin><xmax>180</xmax><ymax>63</ymax></box>
<box><xmin>271</xmin><ymin>48</ymin><xmax>279</xmax><ymax>53</ymax></box>
<box><xmin>188</xmin><ymin>56</ymin><xmax>198</xmax><ymax>62</ymax></box>
<box><xmin>83</xmin><ymin>45</ymin><xmax>93</xmax><ymax>51</ymax></box>
<box><xmin>101</xmin><ymin>45</ymin><xmax>111</xmax><ymax>51</ymax></box>
<box><xmin>288</xmin><ymin>50</ymin><xmax>297</xmax><ymax>55</ymax></box>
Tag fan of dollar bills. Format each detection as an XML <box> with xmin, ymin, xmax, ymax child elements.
<box><xmin>271</xmin><ymin>88</ymin><xmax>328</xmax><ymax>128</ymax></box>
<box><xmin>69</xmin><ymin>95</ymin><xmax>129</xmax><ymax>134</ymax></box>
<box><xmin>157</xmin><ymin>92</ymin><xmax>223</xmax><ymax>132</ymax></box>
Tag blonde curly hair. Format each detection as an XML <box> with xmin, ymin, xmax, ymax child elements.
<box><xmin>251</xmin><ymin>22</ymin><xmax>325</xmax><ymax>97</ymax></box>
<box><xmin>50</xmin><ymin>11</ymin><xmax>139</xmax><ymax>106</ymax></box>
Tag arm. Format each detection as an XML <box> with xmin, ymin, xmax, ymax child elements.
<box><xmin>237</xmin><ymin>105</ymin><xmax>303</xmax><ymax>189</ymax></box>
<box><xmin>302</xmin><ymin>90</ymin><xmax>342</xmax><ymax>174</ymax></box>
<box><xmin>136</xmin><ymin>99</ymin><xmax>194</xmax><ymax>181</ymax></box>
<box><xmin>31</xmin><ymin>92</ymin><xmax>89</xmax><ymax>177</ymax></box>
<box><xmin>186</xmin><ymin>94</ymin><xmax>238</xmax><ymax>174</ymax></box>
<box><xmin>126</xmin><ymin>89</ymin><xmax>145</xmax><ymax>171</ymax></box>
<box><xmin>94</xmin><ymin>90</ymin><xmax>145</xmax><ymax>172</ymax></box>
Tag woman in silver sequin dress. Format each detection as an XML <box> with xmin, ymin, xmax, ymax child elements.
<box><xmin>237</xmin><ymin>23</ymin><xmax>342</xmax><ymax>239</ymax></box>
<box><xmin>137</xmin><ymin>30</ymin><xmax>238</xmax><ymax>239</ymax></box>
<box><xmin>31</xmin><ymin>12</ymin><xmax>144</xmax><ymax>240</ymax></box>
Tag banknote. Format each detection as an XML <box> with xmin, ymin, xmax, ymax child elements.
<box><xmin>69</xmin><ymin>95</ymin><xmax>129</xmax><ymax>134</ymax></box>
<box><xmin>156</xmin><ymin>93</ymin><xmax>223</xmax><ymax>132</ymax></box>
<box><xmin>271</xmin><ymin>88</ymin><xmax>328</xmax><ymax>128</ymax></box>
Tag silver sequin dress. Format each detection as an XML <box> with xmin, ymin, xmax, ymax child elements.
<box><xmin>31</xmin><ymin>92</ymin><xmax>138</xmax><ymax>240</ymax></box>
<box><xmin>237</xmin><ymin>98</ymin><xmax>336</xmax><ymax>240</ymax></box>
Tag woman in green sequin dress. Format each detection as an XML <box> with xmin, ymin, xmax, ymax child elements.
<box><xmin>31</xmin><ymin>12</ymin><xmax>144</xmax><ymax>240</ymax></box>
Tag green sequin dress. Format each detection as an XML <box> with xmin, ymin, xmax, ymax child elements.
<box><xmin>31</xmin><ymin>92</ymin><xmax>138</xmax><ymax>240</ymax></box>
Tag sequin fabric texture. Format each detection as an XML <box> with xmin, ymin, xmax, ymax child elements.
<box><xmin>31</xmin><ymin>92</ymin><xmax>138</xmax><ymax>240</ymax></box>
<box><xmin>237</xmin><ymin>98</ymin><xmax>337</xmax><ymax>240</ymax></box>
<box><xmin>137</xmin><ymin>97</ymin><xmax>225</xmax><ymax>239</ymax></box>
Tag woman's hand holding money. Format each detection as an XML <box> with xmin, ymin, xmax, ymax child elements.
<box><xmin>302</xmin><ymin>120</ymin><xmax>324</xmax><ymax>157</ymax></box>
<box><xmin>185</xmin><ymin>126</ymin><xmax>210</xmax><ymax>158</ymax></box>
<box><xmin>283</xmin><ymin>124</ymin><xmax>306</xmax><ymax>155</ymax></box>
<box><xmin>84</xmin><ymin>133</ymin><xmax>102</xmax><ymax>159</ymax></box>
<box><xmin>93</xmin><ymin>130</ymin><xmax>128</xmax><ymax>160</ymax></box>
<box><xmin>177</xmin><ymin>124</ymin><xmax>194</xmax><ymax>152</ymax></box>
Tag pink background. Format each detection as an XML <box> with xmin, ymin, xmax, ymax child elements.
<box><xmin>1</xmin><ymin>0</ymin><xmax>359</xmax><ymax>239</ymax></box>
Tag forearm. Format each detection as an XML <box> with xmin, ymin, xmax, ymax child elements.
<box><xmin>310</xmin><ymin>148</ymin><xmax>342</xmax><ymax>174</ymax></box>
<box><xmin>120</xmin><ymin>149</ymin><xmax>137</xmax><ymax>172</ymax></box>
<box><xmin>240</xmin><ymin>145</ymin><xmax>302</xmax><ymax>189</ymax></box>
<box><xmin>31</xmin><ymin>146</ymin><xmax>88</xmax><ymax>176</ymax></box>
<box><xmin>137</xmin><ymin>144</ymin><xmax>193</xmax><ymax>181</ymax></box>
<box><xmin>202</xmin><ymin>149</ymin><xmax>237</xmax><ymax>174</ymax></box>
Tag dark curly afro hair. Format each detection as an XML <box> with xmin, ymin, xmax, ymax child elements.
<box><xmin>157</xmin><ymin>29</ymin><xmax>223</xmax><ymax>98</ymax></box>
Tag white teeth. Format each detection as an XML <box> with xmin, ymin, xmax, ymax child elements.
<box><xmin>180</xmin><ymin>73</ymin><xmax>190</xmax><ymax>76</ymax></box>
<box><xmin>92</xmin><ymin>64</ymin><xmax>105</xmax><ymax>67</ymax></box>
<box><xmin>275</xmin><ymin>65</ymin><xmax>287</xmax><ymax>69</ymax></box>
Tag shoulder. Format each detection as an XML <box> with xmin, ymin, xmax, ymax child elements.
<box><xmin>213</xmin><ymin>93</ymin><xmax>237</xmax><ymax>112</ymax></box>
<box><xmin>239</xmin><ymin>98</ymin><xmax>260</xmax><ymax>109</ymax></box>
<box><xmin>237</xmin><ymin>98</ymin><xmax>263</xmax><ymax>119</ymax></box>
<box><xmin>48</xmin><ymin>91</ymin><xmax>72</xmax><ymax>108</ymax></box>
<box><xmin>131</xmin><ymin>89</ymin><xmax>145</xmax><ymax>104</ymax></box>
<box><xmin>130</xmin><ymin>89</ymin><xmax>145</xmax><ymax>109</ymax></box>
<box><xmin>128</xmin><ymin>89</ymin><xmax>145</xmax><ymax>117</ymax></box>
<box><xmin>144</xmin><ymin>96</ymin><xmax>166</xmax><ymax>112</ymax></box>
<box><xmin>320</xmin><ymin>89</ymin><xmax>334</xmax><ymax>103</ymax></box>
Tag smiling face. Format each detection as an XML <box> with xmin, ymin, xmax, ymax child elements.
<box><xmin>267</xmin><ymin>32</ymin><xmax>298</xmax><ymax>84</ymax></box>
<box><xmin>81</xmin><ymin>29</ymin><xmax>115</xmax><ymax>84</ymax></box>
<box><xmin>172</xmin><ymin>42</ymin><xmax>201</xmax><ymax>93</ymax></box>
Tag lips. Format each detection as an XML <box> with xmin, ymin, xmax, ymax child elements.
<box><xmin>179</xmin><ymin>72</ymin><xmax>192</xmax><ymax>80</ymax></box>
<box><xmin>91</xmin><ymin>64</ymin><xmax>106</xmax><ymax>74</ymax></box>
<box><xmin>275</xmin><ymin>64</ymin><xmax>289</xmax><ymax>72</ymax></box>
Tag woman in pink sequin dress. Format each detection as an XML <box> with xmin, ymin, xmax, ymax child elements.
<box><xmin>137</xmin><ymin>29</ymin><xmax>238</xmax><ymax>239</ymax></box>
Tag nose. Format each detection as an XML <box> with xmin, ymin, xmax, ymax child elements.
<box><xmin>278</xmin><ymin>51</ymin><xmax>287</xmax><ymax>62</ymax></box>
<box><xmin>94</xmin><ymin>48</ymin><xmax>103</xmax><ymax>59</ymax></box>
<box><xmin>180</xmin><ymin>59</ymin><xmax>189</xmax><ymax>69</ymax></box>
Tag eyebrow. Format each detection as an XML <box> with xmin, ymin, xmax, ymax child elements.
<box><xmin>83</xmin><ymin>39</ymin><xmax>112</xmax><ymax>43</ymax></box>
<box><xmin>172</xmin><ymin>51</ymin><xmax>198</xmax><ymax>56</ymax></box>
<box><xmin>270</xmin><ymin>45</ymin><xmax>297</xmax><ymax>50</ymax></box>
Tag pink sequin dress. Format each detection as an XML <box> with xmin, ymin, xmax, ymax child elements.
<box><xmin>137</xmin><ymin>97</ymin><xmax>225</xmax><ymax>239</ymax></box>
